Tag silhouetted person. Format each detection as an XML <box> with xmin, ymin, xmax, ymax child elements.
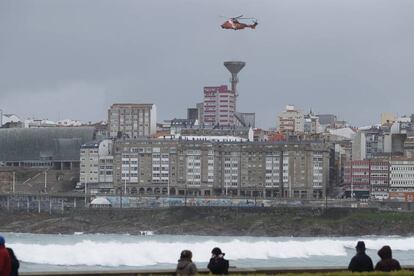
<box><xmin>207</xmin><ymin>247</ymin><xmax>229</xmax><ymax>274</ymax></box>
<box><xmin>348</xmin><ymin>241</ymin><xmax>374</xmax><ymax>272</ymax></box>
<box><xmin>176</xmin><ymin>250</ymin><xmax>197</xmax><ymax>276</ymax></box>
<box><xmin>0</xmin><ymin>236</ymin><xmax>11</xmax><ymax>276</ymax></box>
<box><xmin>6</xmin><ymin>248</ymin><xmax>19</xmax><ymax>276</ymax></box>
<box><xmin>375</xmin><ymin>245</ymin><xmax>401</xmax><ymax>272</ymax></box>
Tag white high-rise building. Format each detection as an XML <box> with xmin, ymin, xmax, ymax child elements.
<box><xmin>277</xmin><ymin>105</ymin><xmax>305</xmax><ymax>133</ymax></box>
<box><xmin>186</xmin><ymin>149</ymin><xmax>202</xmax><ymax>186</ymax></box>
<box><xmin>80</xmin><ymin>139</ymin><xmax>113</xmax><ymax>193</ymax></box>
<box><xmin>390</xmin><ymin>159</ymin><xmax>414</xmax><ymax>189</ymax></box>
<box><xmin>151</xmin><ymin>148</ymin><xmax>170</xmax><ymax>184</ymax></box>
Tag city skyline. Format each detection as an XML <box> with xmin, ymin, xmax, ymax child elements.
<box><xmin>1</xmin><ymin>0</ymin><xmax>414</xmax><ymax>128</ymax></box>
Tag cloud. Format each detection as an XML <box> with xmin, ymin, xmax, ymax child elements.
<box><xmin>1</xmin><ymin>0</ymin><xmax>414</xmax><ymax>127</ymax></box>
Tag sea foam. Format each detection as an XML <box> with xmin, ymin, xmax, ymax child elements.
<box><xmin>8</xmin><ymin>236</ymin><xmax>414</xmax><ymax>267</ymax></box>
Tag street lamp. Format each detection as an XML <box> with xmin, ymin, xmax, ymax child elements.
<box><xmin>124</xmin><ymin>178</ymin><xmax>127</xmax><ymax>194</ymax></box>
<box><xmin>44</xmin><ymin>170</ymin><xmax>47</xmax><ymax>193</ymax></box>
<box><xmin>12</xmin><ymin>171</ymin><xmax>15</xmax><ymax>193</ymax></box>
<box><xmin>351</xmin><ymin>173</ymin><xmax>354</xmax><ymax>201</ymax></box>
<box><xmin>84</xmin><ymin>177</ymin><xmax>88</xmax><ymax>206</ymax></box>
<box><xmin>168</xmin><ymin>159</ymin><xmax>170</xmax><ymax>198</ymax></box>
<box><xmin>184</xmin><ymin>182</ymin><xmax>187</xmax><ymax>207</ymax></box>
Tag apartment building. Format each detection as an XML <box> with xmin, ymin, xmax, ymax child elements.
<box><xmin>112</xmin><ymin>139</ymin><xmax>330</xmax><ymax>199</ymax></box>
<box><xmin>115</xmin><ymin>139</ymin><xmax>177</xmax><ymax>195</ymax></box>
<box><xmin>389</xmin><ymin>159</ymin><xmax>414</xmax><ymax>201</ymax></box>
<box><xmin>304</xmin><ymin>112</ymin><xmax>321</xmax><ymax>134</ymax></box>
<box><xmin>369</xmin><ymin>161</ymin><xmax>390</xmax><ymax>199</ymax></box>
<box><xmin>352</xmin><ymin>127</ymin><xmax>385</xmax><ymax>160</ymax></box>
<box><xmin>203</xmin><ymin>85</ymin><xmax>235</xmax><ymax>126</ymax></box>
<box><xmin>277</xmin><ymin>105</ymin><xmax>305</xmax><ymax>133</ymax></box>
<box><xmin>80</xmin><ymin>139</ymin><xmax>113</xmax><ymax>193</ymax></box>
<box><xmin>108</xmin><ymin>103</ymin><xmax>156</xmax><ymax>138</ymax></box>
<box><xmin>344</xmin><ymin>160</ymin><xmax>390</xmax><ymax>199</ymax></box>
<box><xmin>344</xmin><ymin>160</ymin><xmax>371</xmax><ymax>198</ymax></box>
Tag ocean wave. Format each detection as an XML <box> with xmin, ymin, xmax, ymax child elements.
<box><xmin>8</xmin><ymin>236</ymin><xmax>414</xmax><ymax>267</ymax></box>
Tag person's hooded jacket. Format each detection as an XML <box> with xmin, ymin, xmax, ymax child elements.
<box><xmin>0</xmin><ymin>236</ymin><xmax>11</xmax><ymax>276</ymax></box>
<box><xmin>176</xmin><ymin>259</ymin><xmax>197</xmax><ymax>276</ymax></box>
<box><xmin>208</xmin><ymin>248</ymin><xmax>229</xmax><ymax>275</ymax></box>
<box><xmin>208</xmin><ymin>256</ymin><xmax>229</xmax><ymax>275</ymax></box>
<box><xmin>7</xmin><ymin>248</ymin><xmax>19</xmax><ymax>276</ymax></box>
<box><xmin>375</xmin><ymin>246</ymin><xmax>401</xmax><ymax>272</ymax></box>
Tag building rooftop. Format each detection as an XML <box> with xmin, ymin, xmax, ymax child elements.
<box><xmin>0</xmin><ymin>127</ymin><xmax>95</xmax><ymax>162</ymax></box>
<box><xmin>110</xmin><ymin>103</ymin><xmax>155</xmax><ymax>108</ymax></box>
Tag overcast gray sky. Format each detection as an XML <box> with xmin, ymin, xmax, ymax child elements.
<box><xmin>1</xmin><ymin>0</ymin><xmax>413</xmax><ymax>128</ymax></box>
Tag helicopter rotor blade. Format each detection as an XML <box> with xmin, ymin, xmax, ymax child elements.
<box><xmin>238</xmin><ymin>17</ymin><xmax>257</xmax><ymax>20</ymax></box>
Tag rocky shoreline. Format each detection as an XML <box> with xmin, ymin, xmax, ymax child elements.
<box><xmin>1</xmin><ymin>207</ymin><xmax>414</xmax><ymax>236</ymax></box>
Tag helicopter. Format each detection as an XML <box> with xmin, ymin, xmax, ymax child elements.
<box><xmin>221</xmin><ymin>15</ymin><xmax>258</xmax><ymax>30</ymax></box>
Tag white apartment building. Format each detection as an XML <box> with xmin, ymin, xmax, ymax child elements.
<box><xmin>80</xmin><ymin>139</ymin><xmax>113</xmax><ymax>193</ymax></box>
<box><xmin>99</xmin><ymin>155</ymin><xmax>114</xmax><ymax>184</ymax></box>
<box><xmin>282</xmin><ymin>152</ymin><xmax>289</xmax><ymax>190</ymax></box>
<box><xmin>113</xmin><ymin>139</ymin><xmax>329</xmax><ymax>199</ymax></box>
<box><xmin>389</xmin><ymin>159</ymin><xmax>414</xmax><ymax>190</ymax></box>
<box><xmin>312</xmin><ymin>152</ymin><xmax>324</xmax><ymax>188</ymax></box>
<box><xmin>121</xmin><ymin>152</ymin><xmax>139</xmax><ymax>184</ymax></box>
<box><xmin>389</xmin><ymin>159</ymin><xmax>414</xmax><ymax>201</ymax></box>
<box><xmin>152</xmin><ymin>148</ymin><xmax>170</xmax><ymax>184</ymax></box>
<box><xmin>108</xmin><ymin>103</ymin><xmax>156</xmax><ymax>138</ymax></box>
<box><xmin>119</xmin><ymin>144</ymin><xmax>174</xmax><ymax>195</ymax></box>
<box><xmin>223</xmin><ymin>153</ymin><xmax>239</xmax><ymax>193</ymax></box>
<box><xmin>265</xmin><ymin>153</ymin><xmax>281</xmax><ymax>188</ymax></box>
<box><xmin>277</xmin><ymin>105</ymin><xmax>305</xmax><ymax>133</ymax></box>
<box><xmin>186</xmin><ymin>149</ymin><xmax>202</xmax><ymax>186</ymax></box>
<box><xmin>206</xmin><ymin>150</ymin><xmax>215</xmax><ymax>183</ymax></box>
<box><xmin>80</xmin><ymin>145</ymin><xmax>99</xmax><ymax>184</ymax></box>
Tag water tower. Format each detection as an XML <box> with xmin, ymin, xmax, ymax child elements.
<box><xmin>224</xmin><ymin>61</ymin><xmax>245</xmax><ymax>110</ymax></box>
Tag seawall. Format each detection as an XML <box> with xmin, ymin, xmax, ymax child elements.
<box><xmin>2</xmin><ymin>206</ymin><xmax>414</xmax><ymax>236</ymax></box>
<box><xmin>19</xmin><ymin>266</ymin><xmax>414</xmax><ymax>275</ymax></box>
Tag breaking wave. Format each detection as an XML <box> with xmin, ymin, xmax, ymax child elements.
<box><xmin>8</xmin><ymin>236</ymin><xmax>414</xmax><ymax>267</ymax></box>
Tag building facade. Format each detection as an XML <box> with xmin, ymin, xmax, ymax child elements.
<box><xmin>108</xmin><ymin>104</ymin><xmax>157</xmax><ymax>138</ymax></box>
<box><xmin>187</xmin><ymin>108</ymin><xmax>199</xmax><ymax>121</ymax></box>
<box><xmin>196</xmin><ymin>102</ymin><xmax>204</xmax><ymax>124</ymax></box>
<box><xmin>369</xmin><ymin>160</ymin><xmax>390</xmax><ymax>199</ymax></box>
<box><xmin>112</xmin><ymin>139</ymin><xmax>330</xmax><ymax>199</ymax></box>
<box><xmin>304</xmin><ymin>113</ymin><xmax>321</xmax><ymax>134</ymax></box>
<box><xmin>352</xmin><ymin>128</ymin><xmax>385</xmax><ymax>160</ymax></box>
<box><xmin>381</xmin><ymin>113</ymin><xmax>396</xmax><ymax>125</ymax></box>
<box><xmin>203</xmin><ymin>85</ymin><xmax>235</xmax><ymax>126</ymax></box>
<box><xmin>344</xmin><ymin>160</ymin><xmax>390</xmax><ymax>199</ymax></box>
<box><xmin>344</xmin><ymin>160</ymin><xmax>370</xmax><ymax>198</ymax></box>
<box><xmin>317</xmin><ymin>114</ymin><xmax>337</xmax><ymax>129</ymax></box>
<box><xmin>277</xmin><ymin>105</ymin><xmax>305</xmax><ymax>133</ymax></box>
<box><xmin>0</xmin><ymin>127</ymin><xmax>95</xmax><ymax>169</ymax></box>
<box><xmin>234</xmin><ymin>112</ymin><xmax>256</xmax><ymax>128</ymax></box>
<box><xmin>80</xmin><ymin>139</ymin><xmax>114</xmax><ymax>193</ymax></box>
<box><xmin>389</xmin><ymin>159</ymin><xmax>414</xmax><ymax>201</ymax></box>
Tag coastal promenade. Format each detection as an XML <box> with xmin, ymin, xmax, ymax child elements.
<box><xmin>19</xmin><ymin>266</ymin><xmax>414</xmax><ymax>275</ymax></box>
<box><xmin>1</xmin><ymin>192</ymin><xmax>414</xmax><ymax>212</ymax></box>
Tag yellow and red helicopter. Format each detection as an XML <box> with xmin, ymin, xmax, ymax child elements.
<box><xmin>221</xmin><ymin>15</ymin><xmax>258</xmax><ymax>30</ymax></box>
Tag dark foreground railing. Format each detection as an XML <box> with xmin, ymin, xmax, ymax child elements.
<box><xmin>19</xmin><ymin>266</ymin><xmax>414</xmax><ymax>276</ymax></box>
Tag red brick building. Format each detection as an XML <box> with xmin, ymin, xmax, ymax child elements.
<box><xmin>344</xmin><ymin>160</ymin><xmax>389</xmax><ymax>199</ymax></box>
<box><xmin>203</xmin><ymin>85</ymin><xmax>235</xmax><ymax>126</ymax></box>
